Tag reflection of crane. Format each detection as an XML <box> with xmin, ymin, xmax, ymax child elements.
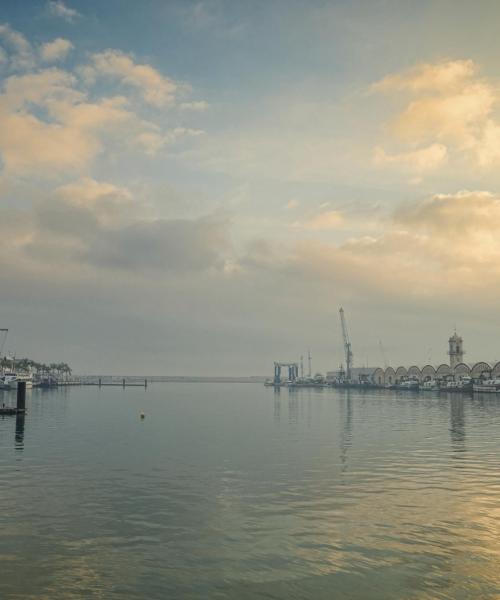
<box><xmin>339</xmin><ymin>308</ymin><xmax>353</xmax><ymax>382</ymax></box>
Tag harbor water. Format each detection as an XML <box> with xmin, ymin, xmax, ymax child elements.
<box><xmin>1</xmin><ymin>384</ymin><xmax>500</xmax><ymax>599</ymax></box>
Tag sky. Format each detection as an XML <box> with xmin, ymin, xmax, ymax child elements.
<box><xmin>2</xmin><ymin>0</ymin><xmax>500</xmax><ymax>375</ymax></box>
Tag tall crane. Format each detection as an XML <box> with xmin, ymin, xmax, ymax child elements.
<box><xmin>339</xmin><ymin>308</ymin><xmax>353</xmax><ymax>382</ymax></box>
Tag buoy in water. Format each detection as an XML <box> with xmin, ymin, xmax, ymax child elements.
<box><xmin>140</xmin><ymin>412</ymin><xmax>145</xmax><ymax>419</ymax></box>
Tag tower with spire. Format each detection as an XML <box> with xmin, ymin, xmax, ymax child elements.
<box><xmin>448</xmin><ymin>330</ymin><xmax>464</xmax><ymax>370</ymax></box>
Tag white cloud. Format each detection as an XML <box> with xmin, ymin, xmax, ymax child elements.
<box><xmin>373</xmin><ymin>59</ymin><xmax>476</xmax><ymax>93</ymax></box>
<box><xmin>47</xmin><ymin>1</ymin><xmax>81</xmax><ymax>22</ymax></box>
<box><xmin>0</xmin><ymin>27</ymin><xmax>204</xmax><ymax>176</ymax></box>
<box><xmin>373</xmin><ymin>143</ymin><xmax>448</xmax><ymax>174</ymax></box>
<box><xmin>86</xmin><ymin>50</ymin><xmax>180</xmax><ymax>107</ymax></box>
<box><xmin>295</xmin><ymin>210</ymin><xmax>344</xmax><ymax>231</ymax></box>
<box><xmin>40</xmin><ymin>38</ymin><xmax>73</xmax><ymax>62</ymax></box>
<box><xmin>373</xmin><ymin>59</ymin><xmax>500</xmax><ymax>174</ymax></box>
<box><xmin>0</xmin><ymin>68</ymin><xmax>133</xmax><ymax>175</ymax></box>
<box><xmin>0</xmin><ymin>23</ymin><xmax>33</xmax><ymax>69</ymax></box>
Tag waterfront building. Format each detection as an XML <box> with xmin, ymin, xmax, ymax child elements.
<box><xmin>448</xmin><ymin>331</ymin><xmax>464</xmax><ymax>370</ymax></box>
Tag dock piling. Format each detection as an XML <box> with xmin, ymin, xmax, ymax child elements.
<box><xmin>17</xmin><ymin>382</ymin><xmax>26</xmax><ymax>412</ymax></box>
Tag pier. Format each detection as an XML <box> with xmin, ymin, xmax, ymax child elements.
<box><xmin>82</xmin><ymin>378</ymin><xmax>148</xmax><ymax>388</ymax></box>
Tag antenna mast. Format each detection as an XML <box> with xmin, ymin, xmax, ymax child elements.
<box><xmin>0</xmin><ymin>328</ymin><xmax>8</xmax><ymax>358</ymax></box>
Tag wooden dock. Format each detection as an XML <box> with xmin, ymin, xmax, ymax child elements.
<box><xmin>82</xmin><ymin>379</ymin><xmax>148</xmax><ymax>388</ymax></box>
<box><xmin>0</xmin><ymin>407</ymin><xmax>25</xmax><ymax>415</ymax></box>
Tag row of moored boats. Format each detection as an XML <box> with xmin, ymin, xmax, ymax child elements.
<box><xmin>388</xmin><ymin>376</ymin><xmax>500</xmax><ymax>393</ymax></box>
<box><xmin>0</xmin><ymin>372</ymin><xmax>58</xmax><ymax>390</ymax></box>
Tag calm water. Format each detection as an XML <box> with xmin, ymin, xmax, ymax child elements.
<box><xmin>1</xmin><ymin>384</ymin><xmax>500</xmax><ymax>599</ymax></box>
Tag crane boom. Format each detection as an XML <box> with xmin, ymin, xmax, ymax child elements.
<box><xmin>339</xmin><ymin>307</ymin><xmax>353</xmax><ymax>381</ymax></box>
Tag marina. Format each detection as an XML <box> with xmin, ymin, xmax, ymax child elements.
<box><xmin>266</xmin><ymin>308</ymin><xmax>500</xmax><ymax>395</ymax></box>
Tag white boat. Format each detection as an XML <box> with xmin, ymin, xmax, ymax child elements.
<box><xmin>0</xmin><ymin>373</ymin><xmax>18</xmax><ymax>390</ymax></box>
<box><xmin>473</xmin><ymin>378</ymin><xmax>500</xmax><ymax>393</ymax></box>
<box><xmin>421</xmin><ymin>380</ymin><xmax>439</xmax><ymax>391</ymax></box>
<box><xmin>0</xmin><ymin>372</ymin><xmax>33</xmax><ymax>390</ymax></box>
<box><xmin>399</xmin><ymin>377</ymin><xmax>419</xmax><ymax>390</ymax></box>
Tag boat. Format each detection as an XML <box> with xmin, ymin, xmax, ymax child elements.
<box><xmin>0</xmin><ymin>372</ymin><xmax>33</xmax><ymax>390</ymax></box>
<box><xmin>473</xmin><ymin>378</ymin><xmax>500</xmax><ymax>393</ymax></box>
<box><xmin>421</xmin><ymin>380</ymin><xmax>439</xmax><ymax>391</ymax></box>
<box><xmin>0</xmin><ymin>373</ymin><xmax>18</xmax><ymax>390</ymax></box>
<box><xmin>398</xmin><ymin>377</ymin><xmax>419</xmax><ymax>390</ymax></box>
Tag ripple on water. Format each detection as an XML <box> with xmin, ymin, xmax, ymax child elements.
<box><xmin>1</xmin><ymin>386</ymin><xmax>500</xmax><ymax>599</ymax></box>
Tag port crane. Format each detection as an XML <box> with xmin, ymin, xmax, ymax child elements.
<box><xmin>339</xmin><ymin>308</ymin><xmax>353</xmax><ymax>382</ymax></box>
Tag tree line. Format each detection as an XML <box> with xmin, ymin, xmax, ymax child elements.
<box><xmin>0</xmin><ymin>357</ymin><xmax>72</xmax><ymax>378</ymax></box>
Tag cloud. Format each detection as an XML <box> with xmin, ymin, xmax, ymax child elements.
<box><xmin>373</xmin><ymin>143</ymin><xmax>448</xmax><ymax>174</ymax></box>
<box><xmin>180</xmin><ymin>100</ymin><xmax>209</xmax><ymax>111</ymax></box>
<box><xmin>0</xmin><ymin>24</ymin><xmax>205</xmax><ymax>177</ymax></box>
<box><xmin>47</xmin><ymin>0</ymin><xmax>81</xmax><ymax>22</ymax></box>
<box><xmin>0</xmin><ymin>70</ymin><xmax>132</xmax><ymax>175</ymax></box>
<box><xmin>0</xmin><ymin>177</ymin><xmax>231</xmax><ymax>275</ymax></box>
<box><xmin>135</xmin><ymin>126</ymin><xmax>205</xmax><ymax>156</ymax></box>
<box><xmin>0</xmin><ymin>23</ymin><xmax>33</xmax><ymax>69</ymax></box>
<box><xmin>373</xmin><ymin>59</ymin><xmax>476</xmax><ymax>93</ymax></box>
<box><xmin>83</xmin><ymin>216</ymin><xmax>230</xmax><ymax>272</ymax></box>
<box><xmin>297</xmin><ymin>210</ymin><xmax>344</xmax><ymax>231</ymax></box>
<box><xmin>86</xmin><ymin>50</ymin><xmax>180</xmax><ymax>107</ymax></box>
<box><xmin>294</xmin><ymin>190</ymin><xmax>500</xmax><ymax>298</ymax></box>
<box><xmin>373</xmin><ymin>59</ymin><xmax>500</xmax><ymax>174</ymax></box>
<box><xmin>40</xmin><ymin>38</ymin><xmax>73</xmax><ymax>62</ymax></box>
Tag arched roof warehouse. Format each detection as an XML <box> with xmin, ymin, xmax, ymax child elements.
<box><xmin>421</xmin><ymin>365</ymin><xmax>436</xmax><ymax>380</ymax></box>
<box><xmin>471</xmin><ymin>362</ymin><xmax>491</xmax><ymax>378</ymax></box>
<box><xmin>372</xmin><ymin>368</ymin><xmax>385</xmax><ymax>386</ymax></box>
<box><xmin>492</xmin><ymin>362</ymin><xmax>500</xmax><ymax>377</ymax></box>
<box><xmin>395</xmin><ymin>367</ymin><xmax>407</xmax><ymax>382</ymax></box>
<box><xmin>384</xmin><ymin>366</ymin><xmax>396</xmax><ymax>384</ymax></box>
<box><xmin>454</xmin><ymin>363</ymin><xmax>471</xmax><ymax>376</ymax></box>
<box><xmin>436</xmin><ymin>364</ymin><xmax>451</xmax><ymax>378</ymax></box>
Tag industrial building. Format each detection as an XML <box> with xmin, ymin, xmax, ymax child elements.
<box><xmin>369</xmin><ymin>331</ymin><xmax>497</xmax><ymax>385</ymax></box>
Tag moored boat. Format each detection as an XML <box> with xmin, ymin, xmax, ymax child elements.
<box><xmin>421</xmin><ymin>379</ymin><xmax>439</xmax><ymax>391</ymax></box>
<box><xmin>473</xmin><ymin>378</ymin><xmax>500</xmax><ymax>393</ymax></box>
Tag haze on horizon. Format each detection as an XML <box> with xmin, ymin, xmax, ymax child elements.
<box><xmin>1</xmin><ymin>0</ymin><xmax>500</xmax><ymax>375</ymax></box>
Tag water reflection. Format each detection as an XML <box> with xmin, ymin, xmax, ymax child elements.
<box><xmin>15</xmin><ymin>414</ymin><xmax>25</xmax><ymax>451</ymax></box>
<box><xmin>273</xmin><ymin>389</ymin><xmax>281</xmax><ymax>422</ymax></box>
<box><xmin>449</xmin><ymin>396</ymin><xmax>466</xmax><ymax>455</ymax></box>
<box><xmin>288</xmin><ymin>393</ymin><xmax>299</xmax><ymax>425</ymax></box>
<box><xmin>339</xmin><ymin>392</ymin><xmax>353</xmax><ymax>472</ymax></box>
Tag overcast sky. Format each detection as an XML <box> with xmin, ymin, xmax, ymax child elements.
<box><xmin>1</xmin><ymin>0</ymin><xmax>500</xmax><ymax>375</ymax></box>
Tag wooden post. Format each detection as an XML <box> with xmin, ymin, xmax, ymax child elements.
<box><xmin>17</xmin><ymin>381</ymin><xmax>26</xmax><ymax>412</ymax></box>
<box><xmin>123</xmin><ymin>378</ymin><xmax>126</xmax><ymax>388</ymax></box>
<box><xmin>99</xmin><ymin>378</ymin><xmax>102</xmax><ymax>388</ymax></box>
<box><xmin>145</xmin><ymin>379</ymin><xmax>148</xmax><ymax>388</ymax></box>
